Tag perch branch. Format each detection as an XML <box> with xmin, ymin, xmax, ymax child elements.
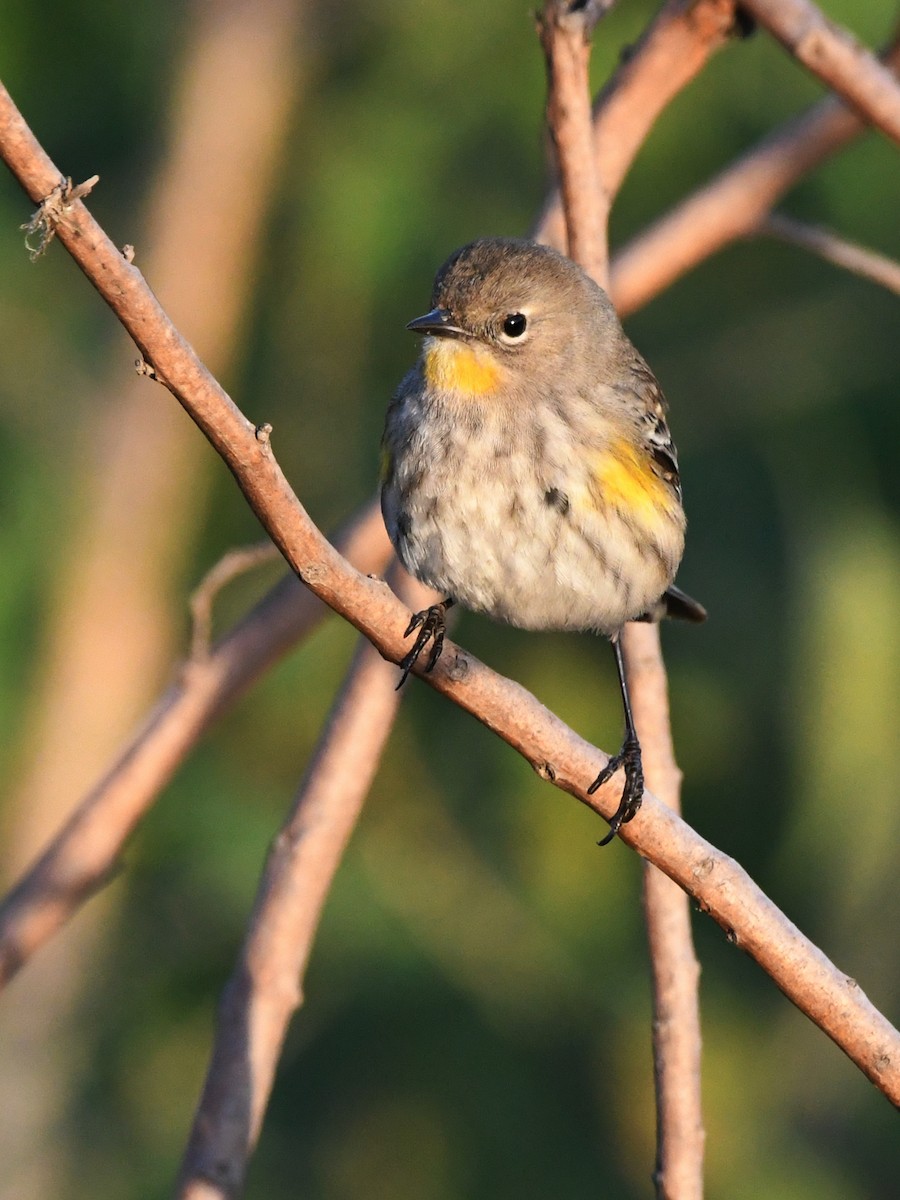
<box><xmin>1</xmin><ymin>81</ymin><xmax>899</xmax><ymax>1105</ymax></box>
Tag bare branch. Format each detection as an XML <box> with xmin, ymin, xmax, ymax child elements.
<box><xmin>610</xmin><ymin>29</ymin><xmax>900</xmax><ymax>316</ymax></box>
<box><xmin>537</xmin><ymin>0</ymin><xmax>742</xmax><ymax>249</ymax></box>
<box><xmin>2</xmin><ymin>79</ymin><xmax>899</xmax><ymax>1104</ymax></box>
<box><xmin>0</xmin><ymin>502</ymin><xmax>392</xmax><ymax>990</ymax></box>
<box><xmin>625</xmin><ymin>623</ymin><xmax>704</xmax><ymax>1199</ymax></box>
<box><xmin>538</xmin><ymin>8</ymin><xmax>705</xmax><ymax>1190</ymax></box>
<box><xmin>175</xmin><ymin>565</ymin><xmax>435</xmax><ymax>1200</ymax></box>
<box><xmin>758</xmin><ymin>212</ymin><xmax>900</xmax><ymax>295</ymax></box>
<box><xmin>596</xmin><ymin>0</ymin><xmax>742</xmax><ymax>195</ymax></box>
<box><xmin>537</xmin><ymin>0</ymin><xmax>613</xmax><ymax>283</ymax></box>
<box><xmin>740</xmin><ymin>0</ymin><xmax>900</xmax><ymax>144</ymax></box>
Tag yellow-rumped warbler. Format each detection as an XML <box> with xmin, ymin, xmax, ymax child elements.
<box><xmin>381</xmin><ymin>238</ymin><xmax>705</xmax><ymax>842</ymax></box>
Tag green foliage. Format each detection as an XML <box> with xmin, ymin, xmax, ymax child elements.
<box><xmin>1</xmin><ymin>1</ymin><xmax>898</xmax><ymax>1197</ymax></box>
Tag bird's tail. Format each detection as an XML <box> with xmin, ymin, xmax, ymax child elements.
<box><xmin>636</xmin><ymin>584</ymin><xmax>707</xmax><ymax>625</ymax></box>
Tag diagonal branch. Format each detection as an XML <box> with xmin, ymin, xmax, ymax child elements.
<box><xmin>611</xmin><ymin>26</ymin><xmax>900</xmax><ymax>315</ymax></box>
<box><xmin>739</xmin><ymin>0</ymin><xmax>900</xmax><ymax>144</ymax></box>
<box><xmin>0</xmin><ymin>501</ymin><xmax>391</xmax><ymax>989</ymax></box>
<box><xmin>2</xmin><ymin>80</ymin><xmax>900</xmax><ymax>1106</ymax></box>
<box><xmin>595</xmin><ymin>0</ymin><xmax>744</xmax><ymax>195</ymax></box>
<box><xmin>174</xmin><ymin>565</ymin><xmax>435</xmax><ymax>1200</ymax></box>
<box><xmin>758</xmin><ymin>212</ymin><xmax>900</xmax><ymax>295</ymax></box>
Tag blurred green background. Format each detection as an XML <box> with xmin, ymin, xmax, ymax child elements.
<box><xmin>1</xmin><ymin>1</ymin><xmax>899</xmax><ymax>1197</ymax></box>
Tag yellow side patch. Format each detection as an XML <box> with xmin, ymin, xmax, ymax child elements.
<box><xmin>423</xmin><ymin>338</ymin><xmax>503</xmax><ymax>398</ymax></box>
<box><xmin>379</xmin><ymin>445</ymin><xmax>392</xmax><ymax>482</ymax></box>
<box><xmin>590</xmin><ymin>439</ymin><xmax>671</xmax><ymax>526</ymax></box>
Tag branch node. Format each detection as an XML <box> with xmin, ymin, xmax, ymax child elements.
<box><xmin>693</xmin><ymin>855</ymin><xmax>715</xmax><ymax>880</ymax></box>
<box><xmin>446</xmin><ymin>652</ymin><xmax>469</xmax><ymax>683</ymax></box>
<box><xmin>20</xmin><ymin>174</ymin><xmax>99</xmax><ymax>260</ymax></box>
<box><xmin>534</xmin><ymin>760</ymin><xmax>557</xmax><ymax>782</ymax></box>
<box><xmin>732</xmin><ymin>6</ymin><xmax>757</xmax><ymax>39</ymax></box>
<box><xmin>255</xmin><ymin>421</ymin><xmax>273</xmax><ymax>444</ymax></box>
<box><xmin>122</xmin><ymin>243</ymin><xmax>135</xmax><ymax>263</ymax></box>
<box><xmin>540</xmin><ymin>0</ymin><xmax>614</xmax><ymax>38</ymax></box>
<box><xmin>135</xmin><ymin>358</ymin><xmax>158</xmax><ymax>381</ymax></box>
<box><xmin>67</xmin><ymin>173</ymin><xmax>100</xmax><ymax>202</ymax></box>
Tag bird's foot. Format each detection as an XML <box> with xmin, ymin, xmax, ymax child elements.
<box><xmin>587</xmin><ymin>732</ymin><xmax>644</xmax><ymax>846</ymax></box>
<box><xmin>396</xmin><ymin>599</ymin><xmax>453</xmax><ymax>689</ymax></box>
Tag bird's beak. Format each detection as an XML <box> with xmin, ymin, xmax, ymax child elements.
<box><xmin>406</xmin><ymin>307</ymin><xmax>465</xmax><ymax>338</ymax></box>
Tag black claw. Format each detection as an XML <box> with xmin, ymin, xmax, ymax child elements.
<box><xmin>396</xmin><ymin>600</ymin><xmax>453</xmax><ymax>689</ymax></box>
<box><xmin>588</xmin><ymin>734</ymin><xmax>644</xmax><ymax>846</ymax></box>
<box><xmin>403</xmin><ymin>611</ymin><xmax>425</xmax><ymax>638</ymax></box>
<box><xmin>425</xmin><ymin>623</ymin><xmax>446</xmax><ymax>673</ymax></box>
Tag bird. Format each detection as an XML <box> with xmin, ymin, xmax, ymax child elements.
<box><xmin>380</xmin><ymin>237</ymin><xmax>705</xmax><ymax>843</ymax></box>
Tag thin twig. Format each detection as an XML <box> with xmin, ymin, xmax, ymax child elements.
<box><xmin>174</xmin><ymin>565</ymin><xmax>435</xmax><ymax>1200</ymax></box>
<box><xmin>758</xmin><ymin>212</ymin><xmax>900</xmax><ymax>295</ymax></box>
<box><xmin>2</xmin><ymin>81</ymin><xmax>900</xmax><ymax>1104</ymax></box>
<box><xmin>740</xmin><ymin>0</ymin><xmax>900</xmax><ymax>144</ymax></box>
<box><xmin>537</xmin><ymin>0</ymin><xmax>743</xmax><ymax>249</ymax></box>
<box><xmin>0</xmin><ymin>501</ymin><xmax>392</xmax><ymax>990</ymax></box>
<box><xmin>538</xmin><ymin>7</ymin><xmax>706</xmax><ymax>1194</ymax></box>
<box><xmin>611</xmin><ymin>26</ymin><xmax>900</xmax><ymax>315</ymax></box>
<box><xmin>189</xmin><ymin>541</ymin><xmax>281</xmax><ymax>661</ymax></box>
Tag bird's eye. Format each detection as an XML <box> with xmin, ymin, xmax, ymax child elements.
<box><xmin>502</xmin><ymin>312</ymin><xmax>527</xmax><ymax>339</ymax></box>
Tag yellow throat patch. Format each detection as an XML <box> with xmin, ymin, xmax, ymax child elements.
<box><xmin>423</xmin><ymin>337</ymin><xmax>503</xmax><ymax>398</ymax></box>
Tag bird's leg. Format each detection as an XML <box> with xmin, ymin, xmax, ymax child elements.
<box><xmin>588</xmin><ymin>635</ymin><xmax>644</xmax><ymax>845</ymax></box>
<box><xmin>396</xmin><ymin>598</ymin><xmax>455</xmax><ymax>689</ymax></box>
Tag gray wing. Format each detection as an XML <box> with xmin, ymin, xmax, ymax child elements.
<box><xmin>623</xmin><ymin>355</ymin><xmax>683</xmax><ymax>502</ymax></box>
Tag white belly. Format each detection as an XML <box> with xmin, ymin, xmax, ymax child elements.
<box><xmin>382</xmin><ymin>388</ymin><xmax>684</xmax><ymax>636</ymax></box>
<box><xmin>384</xmin><ymin>458</ymin><xmax>676</xmax><ymax>636</ymax></box>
